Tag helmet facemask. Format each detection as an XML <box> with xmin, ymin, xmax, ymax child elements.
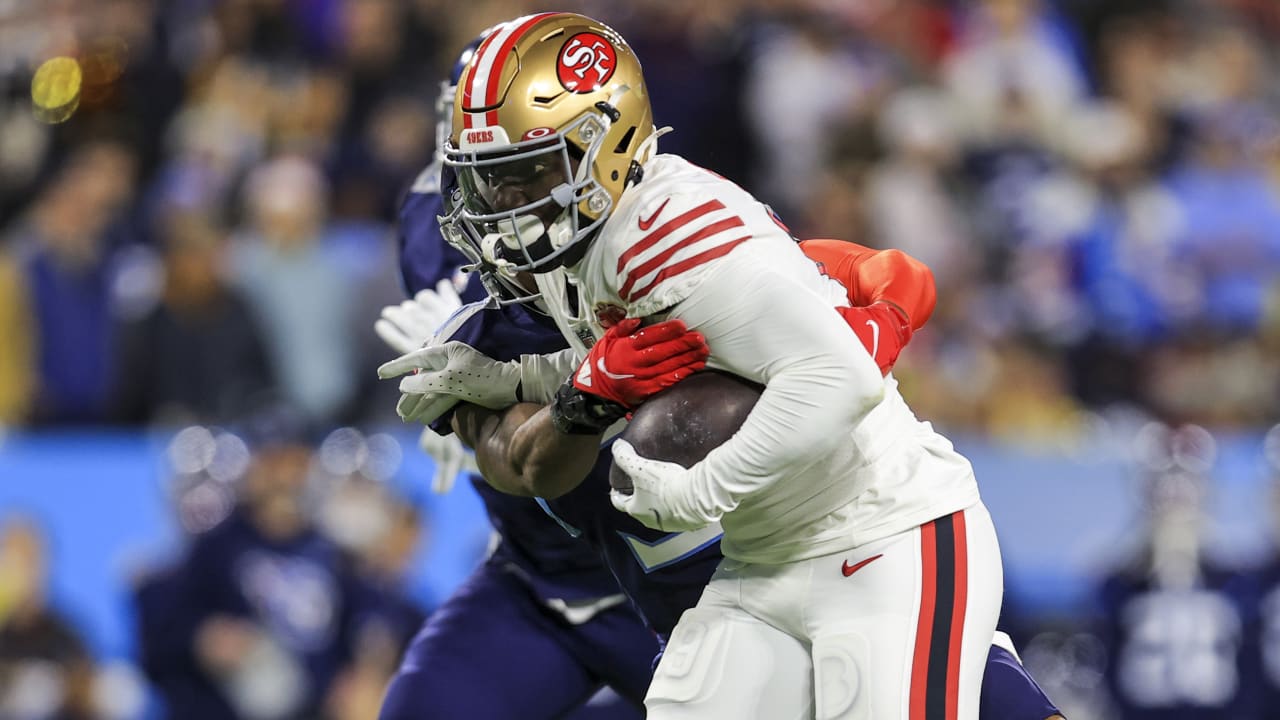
<box><xmin>444</xmin><ymin>105</ymin><xmax>617</xmax><ymax>276</ymax></box>
<box><xmin>436</xmin><ymin>170</ymin><xmax>543</xmax><ymax>309</ymax></box>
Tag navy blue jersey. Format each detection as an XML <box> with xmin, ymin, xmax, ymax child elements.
<box><xmin>380</xmin><ymin>556</ymin><xmax>652</xmax><ymax>720</ymax></box>
<box><xmin>437</xmin><ymin>300</ymin><xmax>724</xmax><ymax>638</ymax></box>
<box><xmin>397</xmin><ymin>166</ymin><xmax>620</xmax><ymax>603</ymax></box>
<box><xmin>1098</xmin><ymin>556</ymin><xmax>1257</xmax><ymax>718</ymax></box>
<box><xmin>396</xmin><ymin>165</ymin><xmax>487</xmax><ymax>303</ymax></box>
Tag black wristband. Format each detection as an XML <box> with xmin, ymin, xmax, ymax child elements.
<box><xmin>550</xmin><ymin>381</ymin><xmax>627</xmax><ymax>435</ymax></box>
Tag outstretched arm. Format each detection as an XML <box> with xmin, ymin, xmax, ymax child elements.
<box><xmin>444</xmin><ymin>317</ymin><xmax>708</xmax><ymax>499</ymax></box>
<box><xmin>451</xmin><ymin>402</ymin><xmax>603</xmax><ymax>498</ymax></box>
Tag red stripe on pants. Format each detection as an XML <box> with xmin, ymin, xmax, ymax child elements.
<box><xmin>910</xmin><ymin>521</ymin><xmax>937</xmax><ymax>719</ymax></box>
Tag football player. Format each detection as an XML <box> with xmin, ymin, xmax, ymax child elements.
<box><xmin>384</xmin><ymin>198</ymin><xmax>1062</xmax><ymax>720</ymax></box>
<box><xmin>375</xmin><ymin>35</ymin><xmax>659</xmax><ymax>720</ymax></box>
<box><xmin>422</xmin><ymin>12</ymin><xmax>1002</xmax><ymax>719</ymax></box>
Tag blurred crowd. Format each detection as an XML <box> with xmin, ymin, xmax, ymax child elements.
<box><xmin>2</xmin><ymin>421</ymin><xmax>430</xmax><ymax>720</ymax></box>
<box><xmin>4</xmin><ymin>0</ymin><xmax>1280</xmax><ymax>717</ymax></box>
<box><xmin>1</xmin><ymin>0</ymin><xmax>1279</xmax><ymax>440</ymax></box>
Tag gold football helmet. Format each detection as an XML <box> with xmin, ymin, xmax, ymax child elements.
<box><xmin>442</xmin><ymin>12</ymin><xmax>655</xmax><ymax>275</ymax></box>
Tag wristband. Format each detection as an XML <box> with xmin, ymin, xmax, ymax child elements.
<box><xmin>550</xmin><ymin>381</ymin><xmax>627</xmax><ymax>435</ymax></box>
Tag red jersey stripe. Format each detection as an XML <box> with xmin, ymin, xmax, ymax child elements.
<box><xmin>626</xmin><ymin>238</ymin><xmax>749</xmax><ymax>302</ymax></box>
<box><xmin>615</xmin><ymin>199</ymin><xmax>724</xmax><ymax>274</ymax></box>
<box><xmin>910</xmin><ymin>520</ymin><xmax>938</xmax><ymax>720</ymax></box>
<box><xmin>618</xmin><ymin>216</ymin><xmax>746</xmax><ymax>299</ymax></box>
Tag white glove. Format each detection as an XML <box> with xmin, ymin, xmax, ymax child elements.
<box><xmin>418</xmin><ymin>427</ymin><xmax>479</xmax><ymax>494</ymax></box>
<box><xmin>374</xmin><ymin>280</ymin><xmax>463</xmax><ymax>354</ymax></box>
<box><xmin>609</xmin><ymin>439</ymin><xmax>720</xmax><ymax>532</ymax></box>
<box><xmin>378</xmin><ymin>342</ymin><xmax>523</xmax><ymax>424</ymax></box>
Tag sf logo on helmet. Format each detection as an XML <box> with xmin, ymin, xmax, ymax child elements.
<box><xmin>557</xmin><ymin>32</ymin><xmax>617</xmax><ymax>93</ymax></box>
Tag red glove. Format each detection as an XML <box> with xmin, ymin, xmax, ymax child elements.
<box><xmin>838</xmin><ymin>302</ymin><xmax>912</xmax><ymax>375</ymax></box>
<box><xmin>573</xmin><ymin>317</ymin><xmax>709</xmax><ymax>408</ymax></box>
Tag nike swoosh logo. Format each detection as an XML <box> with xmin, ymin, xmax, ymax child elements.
<box><xmin>638</xmin><ymin>199</ymin><xmax>670</xmax><ymax>231</ymax></box>
<box><xmin>597</xmin><ymin>357</ymin><xmax>636</xmax><ymax>381</ymax></box>
<box><xmin>841</xmin><ymin>553</ymin><xmax>883</xmax><ymax>577</ymax></box>
<box><xmin>865</xmin><ymin>319</ymin><xmax>880</xmax><ymax>359</ymax></box>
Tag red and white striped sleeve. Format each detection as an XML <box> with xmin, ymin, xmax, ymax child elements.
<box><xmin>607</xmin><ymin>194</ymin><xmax>753</xmax><ymax>318</ymax></box>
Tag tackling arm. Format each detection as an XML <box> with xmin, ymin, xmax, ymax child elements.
<box><xmin>450</xmin><ymin>402</ymin><xmax>603</xmax><ymax>498</ymax></box>
<box><xmin>799</xmin><ymin>239</ymin><xmax>937</xmax><ymax>330</ymax></box>
<box><xmin>799</xmin><ymin>239</ymin><xmax>937</xmax><ymax>375</ymax></box>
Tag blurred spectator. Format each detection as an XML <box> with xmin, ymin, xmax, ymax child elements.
<box><xmin>1023</xmin><ymin>101</ymin><xmax>1183</xmax><ymax>406</ymax></box>
<box><xmin>321</xmin><ymin>479</ymin><xmax>428</xmax><ymax>720</ymax></box>
<box><xmin>744</xmin><ymin>8</ymin><xmax>889</xmax><ymax>219</ymax></box>
<box><xmin>4</xmin><ymin>140</ymin><xmax>139</xmax><ymax>425</ymax></box>
<box><xmin>229</xmin><ymin>156</ymin><xmax>358</xmax><ymax>425</ymax></box>
<box><xmin>133</xmin><ymin>418</ymin><xmax>367</xmax><ymax>720</ymax></box>
<box><xmin>864</xmin><ymin>87</ymin><xmax>978</xmax><ymax>291</ymax></box>
<box><xmin>0</xmin><ymin>252</ymin><xmax>36</xmax><ymax>425</ymax></box>
<box><xmin>944</xmin><ymin>0</ymin><xmax>1085</xmax><ymax>150</ymax></box>
<box><xmin>112</xmin><ymin>213</ymin><xmax>276</xmax><ymax>426</ymax></box>
<box><xmin>1165</xmin><ymin>112</ymin><xmax>1280</xmax><ymax>336</ymax></box>
<box><xmin>1095</xmin><ymin>424</ymin><xmax>1257</xmax><ymax>717</ymax></box>
<box><xmin>0</xmin><ymin>517</ymin><xmax>98</xmax><ymax>720</ymax></box>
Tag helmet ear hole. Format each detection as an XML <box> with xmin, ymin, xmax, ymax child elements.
<box><xmin>613</xmin><ymin>126</ymin><xmax>637</xmax><ymax>155</ymax></box>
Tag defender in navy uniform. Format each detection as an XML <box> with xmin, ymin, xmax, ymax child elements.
<box><xmin>423</xmin><ymin>299</ymin><xmax>725</xmax><ymax>640</ymax></box>
<box><xmin>377</xmin><ymin>36</ymin><xmax>656</xmax><ymax>720</ymax></box>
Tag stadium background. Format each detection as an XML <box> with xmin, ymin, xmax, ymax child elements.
<box><xmin>1</xmin><ymin>0</ymin><xmax>1279</xmax><ymax>717</ymax></box>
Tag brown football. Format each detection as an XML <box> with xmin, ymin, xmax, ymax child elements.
<box><xmin>609</xmin><ymin>371</ymin><xmax>762</xmax><ymax>495</ymax></box>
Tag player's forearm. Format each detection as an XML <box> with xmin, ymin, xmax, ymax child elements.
<box><xmin>451</xmin><ymin>402</ymin><xmax>600</xmax><ymax>498</ymax></box>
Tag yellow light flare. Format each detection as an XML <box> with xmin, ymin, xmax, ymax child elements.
<box><xmin>31</xmin><ymin>56</ymin><xmax>83</xmax><ymax>124</ymax></box>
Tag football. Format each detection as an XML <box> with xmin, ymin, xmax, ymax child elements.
<box><xmin>609</xmin><ymin>371</ymin><xmax>762</xmax><ymax>494</ymax></box>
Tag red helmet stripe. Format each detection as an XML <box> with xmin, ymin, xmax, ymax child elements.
<box><xmin>463</xmin><ymin>12</ymin><xmax>558</xmax><ymax>129</ymax></box>
<box><xmin>460</xmin><ymin>31</ymin><xmax>502</xmax><ymax>129</ymax></box>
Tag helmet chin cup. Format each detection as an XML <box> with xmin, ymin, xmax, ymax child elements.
<box><xmin>482</xmin><ymin>210</ymin><xmax>581</xmax><ymax>277</ymax></box>
<box><xmin>481</xmin><ymin>231</ymin><xmax>525</xmax><ymax>278</ymax></box>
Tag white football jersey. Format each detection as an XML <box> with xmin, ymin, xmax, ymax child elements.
<box><xmin>545</xmin><ymin>154</ymin><xmax>980</xmax><ymax>564</ymax></box>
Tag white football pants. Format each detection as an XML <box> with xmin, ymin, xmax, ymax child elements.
<box><xmin>646</xmin><ymin>503</ymin><xmax>1003</xmax><ymax>720</ymax></box>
